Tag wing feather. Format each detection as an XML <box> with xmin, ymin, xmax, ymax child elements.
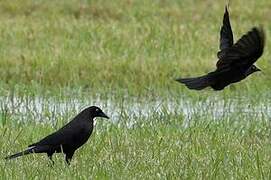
<box><xmin>219</xmin><ymin>6</ymin><xmax>233</xmax><ymax>51</ymax></box>
<box><xmin>216</xmin><ymin>27</ymin><xmax>265</xmax><ymax>69</ymax></box>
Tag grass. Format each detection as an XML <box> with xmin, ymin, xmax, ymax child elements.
<box><xmin>0</xmin><ymin>0</ymin><xmax>271</xmax><ymax>179</ymax></box>
<box><xmin>0</xmin><ymin>0</ymin><xmax>270</xmax><ymax>95</ymax></box>
<box><xmin>1</xmin><ymin>93</ymin><xmax>271</xmax><ymax>179</ymax></box>
<box><xmin>1</xmin><ymin>102</ymin><xmax>271</xmax><ymax>179</ymax></box>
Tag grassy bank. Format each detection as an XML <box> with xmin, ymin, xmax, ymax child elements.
<box><xmin>0</xmin><ymin>0</ymin><xmax>270</xmax><ymax>95</ymax></box>
<box><xmin>0</xmin><ymin>91</ymin><xmax>271</xmax><ymax>179</ymax></box>
<box><xmin>1</xmin><ymin>107</ymin><xmax>271</xmax><ymax>179</ymax></box>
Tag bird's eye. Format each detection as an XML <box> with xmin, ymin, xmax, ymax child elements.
<box><xmin>95</xmin><ymin>108</ymin><xmax>99</xmax><ymax>112</ymax></box>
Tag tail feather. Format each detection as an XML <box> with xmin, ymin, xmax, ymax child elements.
<box><xmin>175</xmin><ymin>75</ymin><xmax>212</xmax><ymax>90</ymax></box>
<box><xmin>5</xmin><ymin>147</ymin><xmax>35</xmax><ymax>160</ymax></box>
<box><xmin>5</xmin><ymin>145</ymin><xmax>49</xmax><ymax>160</ymax></box>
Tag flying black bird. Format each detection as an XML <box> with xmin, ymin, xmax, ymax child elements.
<box><xmin>5</xmin><ymin>106</ymin><xmax>109</xmax><ymax>164</ymax></box>
<box><xmin>176</xmin><ymin>6</ymin><xmax>265</xmax><ymax>90</ymax></box>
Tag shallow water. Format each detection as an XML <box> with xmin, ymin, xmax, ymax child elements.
<box><xmin>0</xmin><ymin>94</ymin><xmax>270</xmax><ymax>127</ymax></box>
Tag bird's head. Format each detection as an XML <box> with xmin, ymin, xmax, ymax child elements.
<box><xmin>86</xmin><ymin>106</ymin><xmax>109</xmax><ymax>119</ymax></box>
<box><xmin>246</xmin><ymin>65</ymin><xmax>261</xmax><ymax>76</ymax></box>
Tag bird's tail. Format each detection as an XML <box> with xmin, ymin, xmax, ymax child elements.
<box><xmin>175</xmin><ymin>74</ymin><xmax>213</xmax><ymax>90</ymax></box>
<box><xmin>5</xmin><ymin>146</ymin><xmax>35</xmax><ymax>160</ymax></box>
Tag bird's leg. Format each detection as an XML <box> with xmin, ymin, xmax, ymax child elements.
<box><xmin>65</xmin><ymin>151</ymin><xmax>74</xmax><ymax>165</ymax></box>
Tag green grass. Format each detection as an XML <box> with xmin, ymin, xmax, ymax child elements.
<box><xmin>0</xmin><ymin>0</ymin><xmax>270</xmax><ymax>95</ymax></box>
<box><xmin>1</xmin><ymin>103</ymin><xmax>271</xmax><ymax>179</ymax></box>
<box><xmin>1</xmin><ymin>0</ymin><xmax>271</xmax><ymax>179</ymax></box>
<box><xmin>1</xmin><ymin>93</ymin><xmax>271</xmax><ymax>179</ymax></box>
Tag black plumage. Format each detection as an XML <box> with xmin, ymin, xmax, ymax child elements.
<box><xmin>5</xmin><ymin>106</ymin><xmax>109</xmax><ymax>164</ymax></box>
<box><xmin>176</xmin><ymin>6</ymin><xmax>265</xmax><ymax>90</ymax></box>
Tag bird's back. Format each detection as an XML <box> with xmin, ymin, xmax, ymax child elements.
<box><xmin>30</xmin><ymin>117</ymin><xmax>94</xmax><ymax>152</ymax></box>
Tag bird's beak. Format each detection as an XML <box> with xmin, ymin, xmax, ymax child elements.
<box><xmin>98</xmin><ymin>112</ymin><xmax>109</xmax><ymax>119</ymax></box>
<box><xmin>256</xmin><ymin>68</ymin><xmax>261</xmax><ymax>72</ymax></box>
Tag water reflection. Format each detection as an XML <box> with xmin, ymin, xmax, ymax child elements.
<box><xmin>0</xmin><ymin>94</ymin><xmax>270</xmax><ymax>126</ymax></box>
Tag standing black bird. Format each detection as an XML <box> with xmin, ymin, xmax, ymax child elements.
<box><xmin>5</xmin><ymin>106</ymin><xmax>109</xmax><ymax>164</ymax></box>
<box><xmin>176</xmin><ymin>6</ymin><xmax>265</xmax><ymax>90</ymax></box>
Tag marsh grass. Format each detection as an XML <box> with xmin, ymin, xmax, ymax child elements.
<box><xmin>1</xmin><ymin>0</ymin><xmax>271</xmax><ymax>179</ymax></box>
<box><xmin>0</xmin><ymin>0</ymin><xmax>270</xmax><ymax>95</ymax></box>
<box><xmin>1</xmin><ymin>105</ymin><xmax>271</xmax><ymax>179</ymax></box>
<box><xmin>0</xmin><ymin>93</ymin><xmax>271</xmax><ymax>179</ymax></box>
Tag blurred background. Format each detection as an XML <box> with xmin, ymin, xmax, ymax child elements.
<box><xmin>0</xmin><ymin>0</ymin><xmax>270</xmax><ymax>95</ymax></box>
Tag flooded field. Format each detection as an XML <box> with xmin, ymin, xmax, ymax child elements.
<box><xmin>1</xmin><ymin>92</ymin><xmax>270</xmax><ymax>126</ymax></box>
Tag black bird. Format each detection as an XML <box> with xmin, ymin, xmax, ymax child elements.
<box><xmin>176</xmin><ymin>6</ymin><xmax>265</xmax><ymax>90</ymax></box>
<box><xmin>5</xmin><ymin>106</ymin><xmax>109</xmax><ymax>164</ymax></box>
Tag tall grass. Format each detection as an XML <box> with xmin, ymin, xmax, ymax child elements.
<box><xmin>0</xmin><ymin>0</ymin><xmax>270</xmax><ymax>95</ymax></box>
<box><xmin>1</xmin><ymin>102</ymin><xmax>271</xmax><ymax>179</ymax></box>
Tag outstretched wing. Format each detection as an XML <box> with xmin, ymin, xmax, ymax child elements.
<box><xmin>216</xmin><ymin>27</ymin><xmax>265</xmax><ymax>70</ymax></box>
<box><xmin>219</xmin><ymin>6</ymin><xmax>233</xmax><ymax>51</ymax></box>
